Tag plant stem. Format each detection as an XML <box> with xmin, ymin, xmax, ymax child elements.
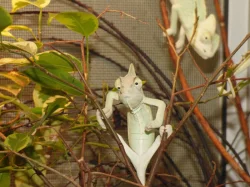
<box><xmin>86</xmin><ymin>37</ymin><xmax>89</xmax><ymax>79</ymax></box>
<box><xmin>159</xmin><ymin>0</ymin><xmax>250</xmax><ymax>183</ymax></box>
<box><xmin>38</xmin><ymin>8</ymin><xmax>42</xmax><ymax>42</ymax></box>
<box><xmin>91</xmin><ymin>172</ymin><xmax>143</xmax><ymax>187</ymax></box>
<box><xmin>214</xmin><ymin>0</ymin><xmax>250</xmax><ymax>156</ymax></box>
<box><xmin>46</xmin><ymin>44</ymin><xmax>141</xmax><ymax>184</ymax></box>
<box><xmin>10</xmin><ymin>151</ymin><xmax>81</xmax><ymax>187</ymax></box>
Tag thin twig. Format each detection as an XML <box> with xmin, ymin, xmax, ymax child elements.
<box><xmin>10</xmin><ymin>151</ymin><xmax>81</xmax><ymax>187</ymax></box>
<box><xmin>92</xmin><ymin>172</ymin><xmax>144</xmax><ymax>187</ymax></box>
<box><xmin>97</xmin><ymin>6</ymin><xmax>148</xmax><ymax>25</ymax></box>
<box><xmin>206</xmin><ymin>161</ymin><xmax>217</xmax><ymax>187</ymax></box>
<box><xmin>106</xmin><ymin>161</ymin><xmax>119</xmax><ymax>186</ymax></box>
<box><xmin>214</xmin><ymin>0</ymin><xmax>250</xmax><ymax>156</ymax></box>
<box><xmin>155</xmin><ymin>0</ymin><xmax>250</xmax><ymax>185</ymax></box>
<box><xmin>216</xmin><ymin>180</ymin><xmax>246</xmax><ymax>187</ymax></box>
<box><xmin>46</xmin><ymin>44</ymin><xmax>141</xmax><ymax>184</ymax></box>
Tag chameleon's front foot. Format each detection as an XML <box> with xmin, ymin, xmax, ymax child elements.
<box><xmin>163</xmin><ymin>28</ymin><xmax>175</xmax><ymax>38</ymax></box>
<box><xmin>96</xmin><ymin>107</ymin><xmax>113</xmax><ymax>129</ymax></box>
<box><xmin>159</xmin><ymin>125</ymin><xmax>173</xmax><ymax>138</ymax></box>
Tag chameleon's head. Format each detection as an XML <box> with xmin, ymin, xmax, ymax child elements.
<box><xmin>191</xmin><ymin>14</ymin><xmax>220</xmax><ymax>59</ymax></box>
<box><xmin>115</xmin><ymin>64</ymin><xmax>144</xmax><ymax>110</ymax></box>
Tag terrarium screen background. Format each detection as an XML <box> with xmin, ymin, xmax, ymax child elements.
<box><xmin>0</xmin><ymin>0</ymin><xmax>225</xmax><ymax>186</ymax></box>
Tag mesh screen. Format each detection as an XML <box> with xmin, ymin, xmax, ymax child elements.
<box><xmin>0</xmin><ymin>0</ymin><xmax>224</xmax><ymax>186</ymax></box>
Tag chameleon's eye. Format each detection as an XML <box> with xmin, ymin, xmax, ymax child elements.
<box><xmin>201</xmin><ymin>32</ymin><xmax>211</xmax><ymax>44</ymax></box>
<box><xmin>115</xmin><ymin>78</ymin><xmax>121</xmax><ymax>91</ymax></box>
<box><xmin>134</xmin><ymin>77</ymin><xmax>142</xmax><ymax>88</ymax></box>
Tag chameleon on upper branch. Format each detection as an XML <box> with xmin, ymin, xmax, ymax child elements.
<box><xmin>165</xmin><ymin>0</ymin><xmax>220</xmax><ymax>59</ymax></box>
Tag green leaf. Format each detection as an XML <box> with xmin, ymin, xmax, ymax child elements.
<box><xmin>33</xmin><ymin>84</ymin><xmax>64</xmax><ymax>108</ymax></box>
<box><xmin>47</xmin><ymin>13</ymin><xmax>57</xmax><ymax>25</ymax></box>
<box><xmin>0</xmin><ymin>172</ymin><xmax>10</xmax><ymax>187</ymax></box>
<box><xmin>13</xmin><ymin>41</ymin><xmax>37</xmax><ymax>55</ymax></box>
<box><xmin>0</xmin><ymin>71</ymin><xmax>30</xmax><ymax>87</ymax></box>
<box><xmin>0</xmin><ymin>93</ymin><xmax>39</xmax><ymax>120</ymax></box>
<box><xmin>15</xmin><ymin>145</ymin><xmax>45</xmax><ymax>187</ymax></box>
<box><xmin>70</xmin><ymin>123</ymin><xmax>98</xmax><ymax>130</ymax></box>
<box><xmin>0</xmin><ymin>7</ymin><xmax>12</xmax><ymax>32</ymax></box>
<box><xmin>35</xmin><ymin>140</ymin><xmax>64</xmax><ymax>151</ymax></box>
<box><xmin>1</xmin><ymin>41</ymin><xmax>37</xmax><ymax>56</ymax></box>
<box><xmin>34</xmin><ymin>51</ymin><xmax>83</xmax><ymax>72</ymax></box>
<box><xmin>0</xmin><ymin>71</ymin><xmax>30</xmax><ymax>96</ymax></box>
<box><xmin>48</xmin><ymin>12</ymin><xmax>99</xmax><ymax>37</ymax></box>
<box><xmin>42</xmin><ymin>96</ymin><xmax>70</xmax><ymax>118</ymax></box>
<box><xmin>0</xmin><ymin>50</ymin><xmax>81</xmax><ymax>69</ymax></box>
<box><xmin>23</xmin><ymin>67</ymin><xmax>84</xmax><ymax>96</ymax></box>
<box><xmin>10</xmin><ymin>41</ymin><xmax>38</xmax><ymax>55</ymax></box>
<box><xmin>0</xmin><ymin>58</ymin><xmax>30</xmax><ymax>66</ymax></box>
<box><xmin>86</xmin><ymin>142</ymin><xmax>119</xmax><ymax>150</ymax></box>
<box><xmin>233</xmin><ymin>52</ymin><xmax>250</xmax><ymax>75</ymax></box>
<box><xmin>236</xmin><ymin>80</ymin><xmax>250</xmax><ymax>92</ymax></box>
<box><xmin>2</xmin><ymin>25</ymin><xmax>37</xmax><ymax>41</ymax></box>
<box><xmin>0</xmin><ymin>84</ymin><xmax>22</xmax><ymax>96</ymax></box>
<box><xmin>31</xmin><ymin>107</ymin><xmax>42</xmax><ymax>115</ymax></box>
<box><xmin>29</xmin><ymin>96</ymin><xmax>70</xmax><ymax>134</ymax></box>
<box><xmin>4</xmin><ymin>133</ymin><xmax>32</xmax><ymax>152</ymax></box>
<box><xmin>12</xmin><ymin>0</ymin><xmax>51</xmax><ymax>12</ymax></box>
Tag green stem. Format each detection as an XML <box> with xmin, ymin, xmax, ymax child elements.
<box><xmin>86</xmin><ymin>36</ymin><xmax>89</xmax><ymax>77</ymax></box>
<box><xmin>0</xmin><ymin>93</ymin><xmax>38</xmax><ymax>120</ymax></box>
<box><xmin>38</xmin><ymin>8</ymin><xmax>42</xmax><ymax>41</ymax></box>
<box><xmin>10</xmin><ymin>151</ymin><xmax>81</xmax><ymax>187</ymax></box>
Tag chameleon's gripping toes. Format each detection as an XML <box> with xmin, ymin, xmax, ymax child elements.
<box><xmin>165</xmin><ymin>0</ymin><xmax>220</xmax><ymax>59</ymax></box>
<box><xmin>96</xmin><ymin>64</ymin><xmax>172</xmax><ymax>185</ymax></box>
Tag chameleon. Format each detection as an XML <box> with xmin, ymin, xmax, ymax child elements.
<box><xmin>96</xmin><ymin>64</ymin><xmax>172</xmax><ymax>185</ymax></box>
<box><xmin>164</xmin><ymin>0</ymin><xmax>220</xmax><ymax>59</ymax></box>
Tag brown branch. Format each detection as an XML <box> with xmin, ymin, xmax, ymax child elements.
<box><xmin>206</xmin><ymin>161</ymin><xmax>217</xmax><ymax>187</ymax></box>
<box><xmin>214</xmin><ymin>0</ymin><xmax>250</xmax><ymax>156</ymax></box>
<box><xmin>106</xmin><ymin>161</ymin><xmax>119</xmax><ymax>186</ymax></box>
<box><xmin>216</xmin><ymin>180</ymin><xmax>246</xmax><ymax>187</ymax></box>
<box><xmin>148</xmin><ymin>0</ymin><xmax>250</xmax><ymax>185</ymax></box>
<box><xmin>46</xmin><ymin>44</ymin><xmax>141</xmax><ymax>184</ymax></box>
<box><xmin>91</xmin><ymin>172</ymin><xmax>144</xmax><ymax>187</ymax></box>
<box><xmin>79</xmin><ymin>131</ymin><xmax>89</xmax><ymax>187</ymax></box>
<box><xmin>0</xmin><ymin>132</ymin><xmax>6</xmax><ymax>140</ymax></box>
<box><xmin>10</xmin><ymin>150</ymin><xmax>81</xmax><ymax>187</ymax></box>
<box><xmin>97</xmin><ymin>6</ymin><xmax>148</xmax><ymax>25</ymax></box>
<box><xmin>0</xmin><ymin>112</ymin><xmax>20</xmax><ymax>126</ymax></box>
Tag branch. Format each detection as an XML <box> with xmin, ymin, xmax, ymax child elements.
<box><xmin>150</xmin><ymin>0</ymin><xmax>250</xmax><ymax>185</ymax></box>
<box><xmin>214</xmin><ymin>0</ymin><xmax>250</xmax><ymax>156</ymax></box>
<box><xmin>91</xmin><ymin>172</ymin><xmax>144</xmax><ymax>187</ymax></box>
<box><xmin>97</xmin><ymin>6</ymin><xmax>148</xmax><ymax>25</ymax></box>
<box><xmin>10</xmin><ymin>151</ymin><xmax>81</xmax><ymax>187</ymax></box>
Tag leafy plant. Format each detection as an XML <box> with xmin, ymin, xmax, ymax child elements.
<box><xmin>0</xmin><ymin>1</ymin><xmax>102</xmax><ymax>186</ymax></box>
<box><xmin>0</xmin><ymin>1</ymin><xmax>250</xmax><ymax>187</ymax></box>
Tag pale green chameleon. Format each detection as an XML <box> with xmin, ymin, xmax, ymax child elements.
<box><xmin>165</xmin><ymin>0</ymin><xmax>220</xmax><ymax>59</ymax></box>
<box><xmin>96</xmin><ymin>64</ymin><xmax>172</xmax><ymax>185</ymax></box>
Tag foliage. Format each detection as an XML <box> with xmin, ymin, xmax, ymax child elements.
<box><xmin>0</xmin><ymin>1</ymin><xmax>102</xmax><ymax>186</ymax></box>
<box><xmin>0</xmin><ymin>0</ymin><xmax>250</xmax><ymax>187</ymax></box>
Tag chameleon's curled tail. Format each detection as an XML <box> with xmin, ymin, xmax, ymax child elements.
<box><xmin>117</xmin><ymin>134</ymin><xmax>162</xmax><ymax>185</ymax></box>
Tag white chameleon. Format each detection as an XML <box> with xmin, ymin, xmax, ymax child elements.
<box><xmin>96</xmin><ymin>64</ymin><xmax>172</xmax><ymax>185</ymax></box>
<box><xmin>165</xmin><ymin>0</ymin><xmax>220</xmax><ymax>59</ymax></box>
